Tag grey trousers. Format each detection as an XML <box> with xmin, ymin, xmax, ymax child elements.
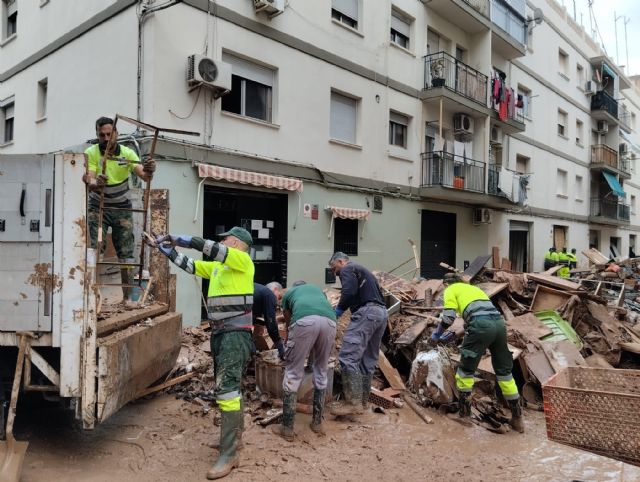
<box><xmin>283</xmin><ymin>315</ymin><xmax>337</xmax><ymax>392</ymax></box>
<box><xmin>339</xmin><ymin>304</ymin><xmax>387</xmax><ymax>375</ymax></box>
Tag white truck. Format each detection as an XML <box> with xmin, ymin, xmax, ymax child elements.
<box><xmin>0</xmin><ymin>152</ymin><xmax>182</xmax><ymax>434</ymax></box>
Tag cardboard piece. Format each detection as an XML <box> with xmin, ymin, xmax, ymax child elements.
<box><xmin>524</xmin><ymin>350</ymin><xmax>556</xmax><ymax>384</ymax></box>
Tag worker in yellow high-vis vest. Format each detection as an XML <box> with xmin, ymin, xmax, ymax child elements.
<box><xmin>431</xmin><ymin>272</ymin><xmax>524</xmax><ymax>433</ymax></box>
<box><xmin>558</xmin><ymin>247</ymin><xmax>570</xmax><ymax>279</ymax></box>
<box><xmin>151</xmin><ymin>227</ymin><xmax>254</xmax><ymax>480</ymax></box>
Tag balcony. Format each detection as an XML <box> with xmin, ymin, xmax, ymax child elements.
<box><xmin>424</xmin><ymin>0</ymin><xmax>490</xmax><ymax>34</ymax></box>
<box><xmin>590</xmin><ymin>144</ymin><xmax>630</xmax><ymax>178</ymax></box>
<box><xmin>619</xmin><ymin>107</ymin><xmax>632</xmax><ymax>133</ymax></box>
<box><xmin>490</xmin><ymin>0</ymin><xmax>526</xmax><ymax>59</ymax></box>
<box><xmin>591</xmin><ymin>90</ymin><xmax>618</xmax><ymax>123</ymax></box>
<box><xmin>421</xmin><ymin>151</ymin><xmax>485</xmax><ymax>193</ymax></box>
<box><xmin>421</xmin><ymin>52</ymin><xmax>490</xmax><ymax>115</ymax></box>
<box><xmin>589</xmin><ymin>198</ymin><xmax>630</xmax><ymax>224</ymax></box>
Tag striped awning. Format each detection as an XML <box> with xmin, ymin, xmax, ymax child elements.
<box><xmin>197</xmin><ymin>163</ymin><xmax>303</xmax><ymax>193</ymax></box>
<box><xmin>327</xmin><ymin>205</ymin><xmax>370</xmax><ymax>220</ymax></box>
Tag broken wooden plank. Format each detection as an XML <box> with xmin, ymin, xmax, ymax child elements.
<box><xmin>395</xmin><ymin>319</ymin><xmax>429</xmax><ymax>346</ymax></box>
<box><xmin>506</xmin><ymin>313</ymin><xmax>553</xmax><ymax>341</ymax></box>
<box><xmin>402</xmin><ymin>392</ymin><xmax>433</xmax><ymax>424</ymax></box>
<box><xmin>492</xmin><ymin>246</ymin><xmax>500</xmax><ymax>269</ymax></box>
<box><xmin>501</xmin><ymin>258</ymin><xmax>512</xmax><ymax>270</ymax></box>
<box><xmin>497</xmin><ymin>299</ymin><xmax>514</xmax><ymax>321</ymax></box>
<box><xmin>542</xmin><ymin>265</ymin><xmax>563</xmax><ymax>276</ymax></box>
<box><xmin>377</xmin><ymin>350</ymin><xmax>406</xmax><ymax>390</ymax></box>
<box><xmin>619</xmin><ymin>342</ymin><xmax>640</xmax><ymax>355</ymax></box>
<box><xmin>581</xmin><ymin>248</ymin><xmax>609</xmax><ymax>265</ymax></box>
<box><xmin>523</xmin><ymin>350</ymin><xmax>556</xmax><ymax>384</ymax></box>
<box><xmin>97</xmin><ymin>303</ymin><xmax>169</xmax><ymax>337</ymax></box>
<box><xmin>439</xmin><ymin>262</ymin><xmax>471</xmax><ymax>283</ymax></box>
<box><xmin>527</xmin><ymin>273</ymin><xmax>582</xmax><ymax>292</ymax></box>
<box><xmin>137</xmin><ymin>372</ymin><xmax>196</xmax><ymax>398</ymax></box>
<box><xmin>475</xmin><ymin>282</ymin><xmax>509</xmax><ymax>298</ymax></box>
<box><xmin>462</xmin><ymin>254</ymin><xmax>492</xmax><ymax>282</ymax></box>
<box><xmin>402</xmin><ymin>310</ymin><xmax>441</xmax><ymax>323</ymax></box>
<box><xmin>541</xmin><ymin>340</ymin><xmax>587</xmax><ymax>373</ymax></box>
<box><xmin>531</xmin><ymin>284</ymin><xmax>572</xmax><ymax>312</ymax></box>
<box><xmin>414</xmin><ymin>279</ymin><xmax>443</xmax><ymax>301</ymax></box>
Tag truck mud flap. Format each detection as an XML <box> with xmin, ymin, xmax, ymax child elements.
<box><xmin>96</xmin><ymin>312</ymin><xmax>181</xmax><ymax>423</ymax></box>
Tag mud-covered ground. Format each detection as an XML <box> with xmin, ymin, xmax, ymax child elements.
<box><xmin>15</xmin><ymin>394</ymin><xmax>640</xmax><ymax>482</ymax></box>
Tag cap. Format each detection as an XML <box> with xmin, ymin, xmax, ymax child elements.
<box><xmin>443</xmin><ymin>272</ymin><xmax>462</xmax><ymax>284</ymax></box>
<box><xmin>219</xmin><ymin>226</ymin><xmax>253</xmax><ymax>246</ymax></box>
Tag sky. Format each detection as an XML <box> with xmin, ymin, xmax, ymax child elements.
<box><xmin>564</xmin><ymin>0</ymin><xmax>640</xmax><ymax>76</ymax></box>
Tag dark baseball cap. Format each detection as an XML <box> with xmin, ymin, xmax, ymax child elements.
<box><xmin>219</xmin><ymin>226</ymin><xmax>253</xmax><ymax>246</ymax></box>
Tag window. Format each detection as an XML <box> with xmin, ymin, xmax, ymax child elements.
<box><xmin>515</xmin><ymin>154</ymin><xmax>529</xmax><ymax>174</ymax></box>
<box><xmin>631</xmin><ymin>234</ymin><xmax>637</xmax><ymax>257</ymax></box>
<box><xmin>427</xmin><ymin>29</ymin><xmax>440</xmax><ymax>55</ymax></box>
<box><xmin>517</xmin><ymin>85</ymin><xmax>531</xmax><ymax>119</ymax></box>
<box><xmin>390</xmin><ymin>9</ymin><xmax>411</xmax><ymax>49</ymax></box>
<box><xmin>1</xmin><ymin>96</ymin><xmax>15</xmax><ymax>144</ymax></box>
<box><xmin>575</xmin><ymin>175</ymin><xmax>583</xmax><ymax>201</ymax></box>
<box><xmin>2</xmin><ymin>0</ymin><xmax>17</xmax><ymax>40</ymax></box>
<box><xmin>221</xmin><ymin>53</ymin><xmax>274</xmax><ymax>123</ymax></box>
<box><xmin>631</xmin><ymin>195</ymin><xmax>637</xmax><ymax>215</ymax></box>
<box><xmin>576</xmin><ymin>119</ymin><xmax>583</xmax><ymax>145</ymax></box>
<box><xmin>557</xmin><ymin>109</ymin><xmax>567</xmax><ymax>137</ymax></box>
<box><xmin>334</xmin><ymin>218</ymin><xmax>358</xmax><ymax>256</ymax></box>
<box><xmin>36</xmin><ymin>77</ymin><xmax>47</xmax><ymax>120</ymax></box>
<box><xmin>330</xmin><ymin>91</ymin><xmax>358</xmax><ymax>144</ymax></box>
<box><xmin>558</xmin><ymin>49</ymin><xmax>568</xmax><ymax>77</ymax></box>
<box><xmin>332</xmin><ymin>0</ymin><xmax>358</xmax><ymax>30</ymax></box>
<box><xmin>556</xmin><ymin>169</ymin><xmax>568</xmax><ymax>196</ymax></box>
<box><xmin>576</xmin><ymin>63</ymin><xmax>584</xmax><ymax>87</ymax></box>
<box><xmin>389</xmin><ymin>111</ymin><xmax>408</xmax><ymax>148</ymax></box>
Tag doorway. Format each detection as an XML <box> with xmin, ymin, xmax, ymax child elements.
<box><xmin>553</xmin><ymin>225</ymin><xmax>567</xmax><ymax>250</ymax></box>
<box><xmin>421</xmin><ymin>210</ymin><xmax>456</xmax><ymax>278</ymax></box>
<box><xmin>509</xmin><ymin>221</ymin><xmax>530</xmax><ymax>272</ymax></box>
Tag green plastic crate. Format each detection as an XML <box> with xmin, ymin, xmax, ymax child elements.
<box><xmin>534</xmin><ymin>310</ymin><xmax>583</xmax><ymax>349</ymax></box>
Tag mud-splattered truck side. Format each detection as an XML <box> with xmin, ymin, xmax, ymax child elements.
<box><xmin>0</xmin><ymin>153</ymin><xmax>181</xmax><ymax>431</ymax></box>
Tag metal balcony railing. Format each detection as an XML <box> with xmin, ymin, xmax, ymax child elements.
<box><xmin>591</xmin><ymin>144</ymin><xmax>618</xmax><ymax>169</ymax></box>
<box><xmin>620</xmin><ymin>109</ymin><xmax>631</xmax><ymax>130</ymax></box>
<box><xmin>590</xmin><ymin>198</ymin><xmax>630</xmax><ymax>222</ymax></box>
<box><xmin>424</xmin><ymin>52</ymin><xmax>488</xmax><ymax>107</ymax></box>
<box><xmin>462</xmin><ymin>0</ymin><xmax>490</xmax><ymax>17</ymax></box>
<box><xmin>591</xmin><ymin>90</ymin><xmax>618</xmax><ymax>119</ymax></box>
<box><xmin>421</xmin><ymin>151</ymin><xmax>486</xmax><ymax>193</ymax></box>
<box><xmin>488</xmin><ymin>164</ymin><xmax>500</xmax><ymax>195</ymax></box>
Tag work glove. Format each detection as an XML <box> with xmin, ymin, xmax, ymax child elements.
<box><xmin>440</xmin><ymin>330</ymin><xmax>455</xmax><ymax>343</ymax></box>
<box><xmin>143</xmin><ymin>159</ymin><xmax>156</xmax><ymax>175</ymax></box>
<box><xmin>154</xmin><ymin>235</ymin><xmax>174</xmax><ymax>257</ymax></box>
<box><xmin>275</xmin><ymin>339</ymin><xmax>285</xmax><ymax>360</ymax></box>
<box><xmin>430</xmin><ymin>321</ymin><xmax>446</xmax><ymax>342</ymax></box>
<box><xmin>87</xmin><ymin>174</ymin><xmax>108</xmax><ymax>192</ymax></box>
<box><xmin>335</xmin><ymin>306</ymin><xmax>345</xmax><ymax>319</ymax></box>
<box><xmin>155</xmin><ymin>234</ymin><xmax>192</xmax><ymax>248</ymax></box>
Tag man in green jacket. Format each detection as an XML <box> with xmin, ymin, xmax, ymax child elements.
<box><xmin>431</xmin><ymin>273</ymin><xmax>524</xmax><ymax>433</ymax></box>
<box><xmin>152</xmin><ymin>226</ymin><xmax>254</xmax><ymax>479</ymax></box>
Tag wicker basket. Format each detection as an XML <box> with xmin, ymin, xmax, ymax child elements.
<box><xmin>542</xmin><ymin>366</ymin><xmax>640</xmax><ymax>467</ymax></box>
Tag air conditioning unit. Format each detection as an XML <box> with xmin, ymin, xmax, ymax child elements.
<box><xmin>597</xmin><ymin>120</ymin><xmax>609</xmax><ymax>133</ymax></box>
<box><xmin>584</xmin><ymin>80</ymin><xmax>596</xmax><ymax>95</ymax></box>
<box><xmin>620</xmin><ymin>143</ymin><xmax>628</xmax><ymax>155</ymax></box>
<box><xmin>490</xmin><ymin>126</ymin><xmax>503</xmax><ymax>145</ymax></box>
<box><xmin>372</xmin><ymin>195</ymin><xmax>383</xmax><ymax>213</ymax></box>
<box><xmin>453</xmin><ymin>113</ymin><xmax>474</xmax><ymax>136</ymax></box>
<box><xmin>472</xmin><ymin>208</ymin><xmax>492</xmax><ymax>225</ymax></box>
<box><xmin>187</xmin><ymin>55</ymin><xmax>232</xmax><ymax>94</ymax></box>
<box><xmin>253</xmin><ymin>0</ymin><xmax>285</xmax><ymax>17</ymax></box>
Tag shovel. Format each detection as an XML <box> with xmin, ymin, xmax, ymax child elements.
<box><xmin>0</xmin><ymin>335</ymin><xmax>29</xmax><ymax>482</ymax></box>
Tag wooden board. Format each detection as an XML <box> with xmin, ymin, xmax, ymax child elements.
<box><xmin>97</xmin><ymin>303</ymin><xmax>168</xmax><ymax>337</ymax></box>
<box><xmin>413</xmin><ymin>279</ymin><xmax>443</xmax><ymax>301</ymax></box>
<box><xmin>581</xmin><ymin>248</ymin><xmax>609</xmax><ymax>264</ymax></box>
<box><xmin>377</xmin><ymin>350</ymin><xmax>405</xmax><ymax>390</ymax></box>
<box><xmin>148</xmin><ymin>189</ymin><xmax>171</xmax><ymax>305</ymax></box>
<box><xmin>492</xmin><ymin>246</ymin><xmax>500</xmax><ymax>269</ymax></box>
<box><xmin>475</xmin><ymin>282</ymin><xmax>509</xmax><ymax>298</ymax></box>
<box><xmin>530</xmin><ymin>284</ymin><xmax>572</xmax><ymax>312</ymax></box>
<box><xmin>395</xmin><ymin>319</ymin><xmax>429</xmax><ymax>346</ymax></box>
<box><xmin>96</xmin><ymin>312</ymin><xmax>182</xmax><ymax>423</ymax></box>
<box><xmin>619</xmin><ymin>342</ymin><xmax>640</xmax><ymax>355</ymax></box>
<box><xmin>506</xmin><ymin>313</ymin><xmax>554</xmax><ymax>342</ymax></box>
<box><xmin>501</xmin><ymin>258</ymin><xmax>512</xmax><ymax>270</ymax></box>
<box><xmin>462</xmin><ymin>254</ymin><xmax>492</xmax><ymax>281</ymax></box>
<box><xmin>541</xmin><ymin>340</ymin><xmax>587</xmax><ymax>373</ymax></box>
<box><xmin>542</xmin><ymin>265</ymin><xmax>563</xmax><ymax>276</ymax></box>
<box><xmin>523</xmin><ymin>350</ymin><xmax>555</xmax><ymax>384</ymax></box>
<box><xmin>527</xmin><ymin>273</ymin><xmax>582</xmax><ymax>291</ymax></box>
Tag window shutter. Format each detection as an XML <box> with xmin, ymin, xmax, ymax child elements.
<box><xmin>222</xmin><ymin>53</ymin><xmax>274</xmax><ymax>87</ymax></box>
<box><xmin>330</xmin><ymin>92</ymin><xmax>357</xmax><ymax>144</ymax></box>
<box><xmin>391</xmin><ymin>12</ymin><xmax>410</xmax><ymax>37</ymax></box>
<box><xmin>332</xmin><ymin>0</ymin><xmax>358</xmax><ymax>20</ymax></box>
<box><xmin>390</xmin><ymin>112</ymin><xmax>408</xmax><ymax>126</ymax></box>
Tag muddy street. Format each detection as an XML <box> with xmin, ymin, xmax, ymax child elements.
<box><xmin>16</xmin><ymin>394</ymin><xmax>639</xmax><ymax>482</ymax></box>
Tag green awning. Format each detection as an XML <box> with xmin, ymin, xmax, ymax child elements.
<box><xmin>602</xmin><ymin>63</ymin><xmax>617</xmax><ymax>79</ymax></box>
<box><xmin>603</xmin><ymin>171</ymin><xmax>626</xmax><ymax>197</ymax></box>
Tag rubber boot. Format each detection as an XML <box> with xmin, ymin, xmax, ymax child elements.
<box><xmin>206</xmin><ymin>410</ymin><xmax>242</xmax><ymax>480</ymax></box>
<box><xmin>120</xmin><ymin>266</ymin><xmax>132</xmax><ymax>302</ymax></box>
<box><xmin>310</xmin><ymin>388</ymin><xmax>326</xmax><ymax>435</ymax></box>
<box><xmin>330</xmin><ymin>371</ymin><xmax>364</xmax><ymax>417</ymax></box>
<box><xmin>458</xmin><ymin>391</ymin><xmax>472</xmax><ymax>418</ymax></box>
<box><xmin>508</xmin><ymin>399</ymin><xmax>525</xmax><ymax>433</ymax></box>
<box><xmin>361</xmin><ymin>374</ymin><xmax>372</xmax><ymax>411</ymax></box>
<box><xmin>271</xmin><ymin>390</ymin><xmax>296</xmax><ymax>441</ymax></box>
<box><xmin>210</xmin><ymin>398</ymin><xmax>244</xmax><ymax>450</ymax></box>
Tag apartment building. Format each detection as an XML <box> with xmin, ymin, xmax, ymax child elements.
<box><xmin>0</xmin><ymin>0</ymin><xmax>638</xmax><ymax>325</ymax></box>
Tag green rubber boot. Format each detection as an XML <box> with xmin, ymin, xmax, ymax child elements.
<box><xmin>210</xmin><ymin>398</ymin><xmax>244</xmax><ymax>450</ymax></box>
<box><xmin>310</xmin><ymin>388</ymin><xmax>326</xmax><ymax>435</ymax></box>
<box><xmin>271</xmin><ymin>390</ymin><xmax>296</xmax><ymax>441</ymax></box>
<box><xmin>206</xmin><ymin>410</ymin><xmax>242</xmax><ymax>480</ymax></box>
<box><xmin>330</xmin><ymin>371</ymin><xmax>364</xmax><ymax>417</ymax></box>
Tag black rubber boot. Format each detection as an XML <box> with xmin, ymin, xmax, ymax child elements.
<box><xmin>458</xmin><ymin>391</ymin><xmax>472</xmax><ymax>418</ymax></box>
<box><xmin>508</xmin><ymin>399</ymin><xmax>525</xmax><ymax>433</ymax></box>
<box><xmin>206</xmin><ymin>410</ymin><xmax>242</xmax><ymax>479</ymax></box>
<box><xmin>271</xmin><ymin>390</ymin><xmax>296</xmax><ymax>441</ymax></box>
<box><xmin>310</xmin><ymin>388</ymin><xmax>326</xmax><ymax>435</ymax></box>
<box><xmin>330</xmin><ymin>371</ymin><xmax>364</xmax><ymax>417</ymax></box>
<box><xmin>361</xmin><ymin>374</ymin><xmax>372</xmax><ymax>411</ymax></box>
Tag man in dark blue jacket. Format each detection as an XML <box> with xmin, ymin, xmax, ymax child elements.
<box><xmin>328</xmin><ymin>252</ymin><xmax>387</xmax><ymax>417</ymax></box>
<box><xmin>252</xmin><ymin>282</ymin><xmax>285</xmax><ymax>358</ymax></box>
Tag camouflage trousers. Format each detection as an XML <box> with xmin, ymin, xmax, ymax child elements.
<box><xmin>87</xmin><ymin>206</ymin><xmax>135</xmax><ymax>260</ymax></box>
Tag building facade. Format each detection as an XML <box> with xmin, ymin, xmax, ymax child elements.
<box><xmin>1</xmin><ymin>0</ymin><xmax>639</xmax><ymax>325</ymax></box>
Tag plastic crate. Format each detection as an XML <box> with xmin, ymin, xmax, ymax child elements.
<box><xmin>542</xmin><ymin>366</ymin><xmax>640</xmax><ymax>467</ymax></box>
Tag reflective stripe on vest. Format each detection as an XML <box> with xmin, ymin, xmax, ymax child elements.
<box><xmin>89</xmin><ymin>179</ymin><xmax>130</xmax><ymax>206</ymax></box>
<box><xmin>207</xmin><ymin>294</ymin><xmax>254</xmax><ymax>323</ymax></box>
<box><xmin>462</xmin><ymin>300</ymin><xmax>500</xmax><ymax>323</ymax></box>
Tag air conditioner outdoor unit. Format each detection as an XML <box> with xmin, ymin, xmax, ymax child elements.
<box><xmin>490</xmin><ymin>126</ymin><xmax>503</xmax><ymax>145</ymax></box>
<box><xmin>253</xmin><ymin>0</ymin><xmax>285</xmax><ymax>17</ymax></box>
<box><xmin>597</xmin><ymin>120</ymin><xmax>609</xmax><ymax>133</ymax></box>
<box><xmin>620</xmin><ymin>143</ymin><xmax>628</xmax><ymax>155</ymax></box>
<box><xmin>187</xmin><ymin>55</ymin><xmax>232</xmax><ymax>94</ymax></box>
<box><xmin>453</xmin><ymin>113</ymin><xmax>474</xmax><ymax>136</ymax></box>
<box><xmin>472</xmin><ymin>208</ymin><xmax>492</xmax><ymax>225</ymax></box>
<box><xmin>584</xmin><ymin>80</ymin><xmax>596</xmax><ymax>95</ymax></box>
<box><xmin>372</xmin><ymin>195</ymin><xmax>383</xmax><ymax>213</ymax></box>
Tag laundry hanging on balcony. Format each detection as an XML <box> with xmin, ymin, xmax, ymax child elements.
<box><xmin>602</xmin><ymin>171</ymin><xmax>626</xmax><ymax>198</ymax></box>
<box><xmin>326</xmin><ymin>205</ymin><xmax>370</xmax><ymax>238</ymax></box>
